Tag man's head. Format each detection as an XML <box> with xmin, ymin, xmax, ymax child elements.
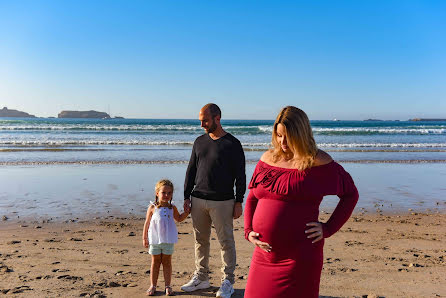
<box><xmin>199</xmin><ymin>103</ymin><xmax>221</xmax><ymax>134</ymax></box>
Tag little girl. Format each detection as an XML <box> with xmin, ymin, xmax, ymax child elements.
<box><xmin>142</xmin><ymin>179</ymin><xmax>189</xmax><ymax>296</ymax></box>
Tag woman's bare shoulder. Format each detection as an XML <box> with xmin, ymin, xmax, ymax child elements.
<box><xmin>313</xmin><ymin>150</ymin><xmax>333</xmax><ymax>166</ymax></box>
<box><xmin>260</xmin><ymin>150</ymin><xmax>272</xmax><ymax>163</ymax></box>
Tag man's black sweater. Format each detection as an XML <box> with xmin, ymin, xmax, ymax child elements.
<box><xmin>184</xmin><ymin>133</ymin><xmax>246</xmax><ymax>203</ymax></box>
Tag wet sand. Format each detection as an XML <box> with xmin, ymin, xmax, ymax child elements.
<box><xmin>1</xmin><ymin>213</ymin><xmax>445</xmax><ymax>297</ymax></box>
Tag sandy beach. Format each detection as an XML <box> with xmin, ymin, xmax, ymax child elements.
<box><xmin>1</xmin><ymin>212</ymin><xmax>445</xmax><ymax>297</ymax></box>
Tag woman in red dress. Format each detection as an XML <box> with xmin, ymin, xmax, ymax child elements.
<box><xmin>244</xmin><ymin>106</ymin><xmax>359</xmax><ymax>298</ymax></box>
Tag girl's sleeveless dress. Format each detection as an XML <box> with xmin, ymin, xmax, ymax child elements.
<box><xmin>244</xmin><ymin>160</ymin><xmax>359</xmax><ymax>298</ymax></box>
<box><xmin>148</xmin><ymin>204</ymin><xmax>178</xmax><ymax>244</ymax></box>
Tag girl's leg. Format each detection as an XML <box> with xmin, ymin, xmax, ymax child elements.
<box><xmin>161</xmin><ymin>254</ymin><xmax>172</xmax><ymax>287</ymax></box>
<box><xmin>151</xmin><ymin>254</ymin><xmax>162</xmax><ymax>287</ymax></box>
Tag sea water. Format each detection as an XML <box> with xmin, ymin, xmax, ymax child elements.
<box><xmin>0</xmin><ymin>118</ymin><xmax>445</xmax><ymax>220</ymax></box>
<box><xmin>1</xmin><ymin>118</ymin><xmax>445</xmax><ymax>164</ymax></box>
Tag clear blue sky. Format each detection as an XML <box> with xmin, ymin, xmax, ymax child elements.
<box><xmin>1</xmin><ymin>1</ymin><xmax>445</xmax><ymax>120</ymax></box>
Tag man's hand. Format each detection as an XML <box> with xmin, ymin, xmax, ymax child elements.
<box><xmin>143</xmin><ymin>238</ymin><xmax>148</xmax><ymax>248</ymax></box>
<box><xmin>233</xmin><ymin>202</ymin><xmax>242</xmax><ymax>219</ymax></box>
<box><xmin>184</xmin><ymin>199</ymin><xmax>191</xmax><ymax>214</ymax></box>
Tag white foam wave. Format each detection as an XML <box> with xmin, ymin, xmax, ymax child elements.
<box><xmin>318</xmin><ymin>143</ymin><xmax>446</xmax><ymax>148</ymax></box>
<box><xmin>312</xmin><ymin>127</ymin><xmax>446</xmax><ymax>134</ymax></box>
<box><xmin>0</xmin><ymin>140</ymin><xmax>445</xmax><ymax>148</ymax></box>
<box><xmin>1</xmin><ymin>124</ymin><xmax>445</xmax><ymax>134</ymax></box>
<box><xmin>0</xmin><ymin>124</ymin><xmax>202</xmax><ymax>131</ymax></box>
<box><xmin>0</xmin><ymin>140</ymin><xmax>195</xmax><ymax>146</ymax></box>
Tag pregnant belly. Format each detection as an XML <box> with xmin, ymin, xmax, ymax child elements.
<box><xmin>252</xmin><ymin>199</ymin><xmax>319</xmax><ymax>250</ymax></box>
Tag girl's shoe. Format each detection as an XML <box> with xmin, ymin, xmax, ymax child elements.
<box><xmin>146</xmin><ymin>285</ymin><xmax>156</xmax><ymax>296</ymax></box>
<box><xmin>165</xmin><ymin>285</ymin><xmax>174</xmax><ymax>296</ymax></box>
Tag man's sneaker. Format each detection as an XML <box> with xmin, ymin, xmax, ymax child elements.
<box><xmin>216</xmin><ymin>279</ymin><xmax>234</xmax><ymax>298</ymax></box>
<box><xmin>180</xmin><ymin>274</ymin><xmax>211</xmax><ymax>292</ymax></box>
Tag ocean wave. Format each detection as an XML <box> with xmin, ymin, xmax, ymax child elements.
<box><xmin>0</xmin><ymin>159</ymin><xmax>445</xmax><ymax>166</ymax></box>
<box><xmin>0</xmin><ymin>140</ymin><xmax>445</xmax><ymax>150</ymax></box>
<box><xmin>0</xmin><ymin>124</ymin><xmax>202</xmax><ymax>132</ymax></box>
<box><xmin>0</xmin><ymin>140</ymin><xmax>195</xmax><ymax>146</ymax></box>
<box><xmin>0</xmin><ymin>124</ymin><xmax>272</xmax><ymax>133</ymax></box>
<box><xmin>318</xmin><ymin>143</ymin><xmax>446</xmax><ymax>148</ymax></box>
<box><xmin>1</xmin><ymin>124</ymin><xmax>445</xmax><ymax>135</ymax></box>
<box><xmin>312</xmin><ymin>127</ymin><xmax>446</xmax><ymax>135</ymax></box>
<box><xmin>2</xmin><ymin>148</ymin><xmax>445</xmax><ymax>153</ymax></box>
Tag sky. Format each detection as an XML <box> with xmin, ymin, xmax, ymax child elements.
<box><xmin>1</xmin><ymin>1</ymin><xmax>445</xmax><ymax>120</ymax></box>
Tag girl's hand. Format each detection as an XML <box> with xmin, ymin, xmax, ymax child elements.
<box><xmin>305</xmin><ymin>222</ymin><xmax>323</xmax><ymax>243</ymax></box>
<box><xmin>143</xmin><ymin>238</ymin><xmax>148</xmax><ymax>248</ymax></box>
<box><xmin>248</xmin><ymin>231</ymin><xmax>272</xmax><ymax>253</ymax></box>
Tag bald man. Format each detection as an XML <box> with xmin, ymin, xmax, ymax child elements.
<box><xmin>181</xmin><ymin>103</ymin><xmax>246</xmax><ymax>298</ymax></box>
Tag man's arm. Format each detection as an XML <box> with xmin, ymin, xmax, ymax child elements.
<box><xmin>234</xmin><ymin>139</ymin><xmax>246</xmax><ymax>204</ymax></box>
<box><xmin>184</xmin><ymin>141</ymin><xmax>197</xmax><ymax>213</ymax></box>
<box><xmin>233</xmin><ymin>139</ymin><xmax>246</xmax><ymax>219</ymax></box>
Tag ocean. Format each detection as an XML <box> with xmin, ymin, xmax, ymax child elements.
<box><xmin>1</xmin><ymin>117</ymin><xmax>445</xmax><ymax>220</ymax></box>
<box><xmin>1</xmin><ymin>118</ymin><xmax>446</xmax><ymax>164</ymax></box>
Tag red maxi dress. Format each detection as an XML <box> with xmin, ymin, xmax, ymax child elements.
<box><xmin>244</xmin><ymin>160</ymin><xmax>359</xmax><ymax>298</ymax></box>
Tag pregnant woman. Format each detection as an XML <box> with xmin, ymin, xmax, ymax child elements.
<box><xmin>244</xmin><ymin>106</ymin><xmax>359</xmax><ymax>298</ymax></box>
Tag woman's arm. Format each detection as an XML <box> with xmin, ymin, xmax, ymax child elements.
<box><xmin>244</xmin><ymin>190</ymin><xmax>272</xmax><ymax>252</ymax></box>
<box><xmin>173</xmin><ymin>205</ymin><xmax>189</xmax><ymax>222</ymax></box>
<box><xmin>142</xmin><ymin>205</ymin><xmax>154</xmax><ymax>248</ymax></box>
<box><xmin>243</xmin><ymin>190</ymin><xmax>258</xmax><ymax>240</ymax></box>
<box><xmin>322</xmin><ymin>165</ymin><xmax>359</xmax><ymax>238</ymax></box>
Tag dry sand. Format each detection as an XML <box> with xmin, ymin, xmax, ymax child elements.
<box><xmin>1</xmin><ymin>213</ymin><xmax>445</xmax><ymax>297</ymax></box>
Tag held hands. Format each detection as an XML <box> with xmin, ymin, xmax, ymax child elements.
<box><xmin>248</xmin><ymin>231</ymin><xmax>272</xmax><ymax>253</ymax></box>
<box><xmin>233</xmin><ymin>202</ymin><xmax>242</xmax><ymax>219</ymax></box>
<box><xmin>143</xmin><ymin>238</ymin><xmax>149</xmax><ymax>248</ymax></box>
<box><xmin>305</xmin><ymin>222</ymin><xmax>323</xmax><ymax>243</ymax></box>
<box><xmin>183</xmin><ymin>199</ymin><xmax>191</xmax><ymax>214</ymax></box>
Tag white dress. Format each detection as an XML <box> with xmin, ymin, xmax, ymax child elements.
<box><xmin>148</xmin><ymin>203</ymin><xmax>178</xmax><ymax>244</ymax></box>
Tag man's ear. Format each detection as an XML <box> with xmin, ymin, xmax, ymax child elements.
<box><xmin>215</xmin><ymin>115</ymin><xmax>221</xmax><ymax>124</ymax></box>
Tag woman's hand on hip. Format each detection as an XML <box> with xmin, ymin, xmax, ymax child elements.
<box><xmin>305</xmin><ymin>222</ymin><xmax>323</xmax><ymax>243</ymax></box>
<box><xmin>248</xmin><ymin>231</ymin><xmax>272</xmax><ymax>253</ymax></box>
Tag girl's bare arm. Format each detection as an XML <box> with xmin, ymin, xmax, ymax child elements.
<box><xmin>173</xmin><ymin>205</ymin><xmax>189</xmax><ymax>222</ymax></box>
<box><xmin>142</xmin><ymin>205</ymin><xmax>155</xmax><ymax>247</ymax></box>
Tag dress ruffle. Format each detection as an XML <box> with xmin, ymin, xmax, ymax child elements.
<box><xmin>248</xmin><ymin>161</ymin><xmax>306</xmax><ymax>195</ymax></box>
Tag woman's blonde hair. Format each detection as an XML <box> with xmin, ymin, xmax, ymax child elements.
<box><xmin>270</xmin><ymin>106</ymin><xmax>318</xmax><ymax>170</ymax></box>
<box><xmin>154</xmin><ymin>179</ymin><xmax>174</xmax><ymax>208</ymax></box>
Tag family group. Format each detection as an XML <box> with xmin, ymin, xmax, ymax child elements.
<box><xmin>142</xmin><ymin>104</ymin><xmax>359</xmax><ymax>298</ymax></box>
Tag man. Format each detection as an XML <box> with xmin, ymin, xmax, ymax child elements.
<box><xmin>181</xmin><ymin>103</ymin><xmax>246</xmax><ymax>298</ymax></box>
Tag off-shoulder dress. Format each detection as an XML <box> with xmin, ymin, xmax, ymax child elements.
<box><xmin>244</xmin><ymin>160</ymin><xmax>359</xmax><ymax>298</ymax></box>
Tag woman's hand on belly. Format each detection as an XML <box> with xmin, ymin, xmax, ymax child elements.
<box><xmin>305</xmin><ymin>222</ymin><xmax>323</xmax><ymax>243</ymax></box>
<box><xmin>248</xmin><ymin>231</ymin><xmax>272</xmax><ymax>253</ymax></box>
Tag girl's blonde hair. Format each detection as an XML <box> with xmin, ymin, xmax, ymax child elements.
<box><xmin>154</xmin><ymin>179</ymin><xmax>174</xmax><ymax>208</ymax></box>
<box><xmin>270</xmin><ymin>106</ymin><xmax>318</xmax><ymax>170</ymax></box>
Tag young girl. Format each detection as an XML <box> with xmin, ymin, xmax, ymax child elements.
<box><xmin>142</xmin><ymin>179</ymin><xmax>189</xmax><ymax>296</ymax></box>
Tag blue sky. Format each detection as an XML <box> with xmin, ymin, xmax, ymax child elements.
<box><xmin>1</xmin><ymin>1</ymin><xmax>445</xmax><ymax>120</ymax></box>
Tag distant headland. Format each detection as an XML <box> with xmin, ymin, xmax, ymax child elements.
<box><xmin>0</xmin><ymin>107</ymin><xmax>36</xmax><ymax>118</ymax></box>
<box><xmin>58</xmin><ymin>110</ymin><xmax>111</xmax><ymax>119</ymax></box>
<box><xmin>0</xmin><ymin>107</ymin><xmax>126</xmax><ymax>119</ymax></box>
<box><xmin>409</xmin><ymin>118</ymin><xmax>446</xmax><ymax>121</ymax></box>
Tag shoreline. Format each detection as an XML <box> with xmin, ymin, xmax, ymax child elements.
<box><xmin>1</xmin><ymin>163</ymin><xmax>445</xmax><ymax>222</ymax></box>
<box><xmin>1</xmin><ymin>159</ymin><xmax>446</xmax><ymax>166</ymax></box>
<box><xmin>1</xmin><ymin>213</ymin><xmax>445</xmax><ymax>297</ymax></box>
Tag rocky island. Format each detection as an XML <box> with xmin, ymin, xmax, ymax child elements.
<box><xmin>58</xmin><ymin>110</ymin><xmax>111</xmax><ymax>119</ymax></box>
<box><xmin>409</xmin><ymin>118</ymin><xmax>446</xmax><ymax>121</ymax></box>
<box><xmin>0</xmin><ymin>107</ymin><xmax>36</xmax><ymax>118</ymax></box>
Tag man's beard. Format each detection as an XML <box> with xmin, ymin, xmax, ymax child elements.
<box><xmin>206</xmin><ymin>120</ymin><xmax>217</xmax><ymax>133</ymax></box>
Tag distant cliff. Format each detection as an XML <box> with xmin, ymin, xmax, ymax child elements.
<box><xmin>0</xmin><ymin>107</ymin><xmax>36</xmax><ymax>118</ymax></box>
<box><xmin>58</xmin><ymin>110</ymin><xmax>111</xmax><ymax>119</ymax></box>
